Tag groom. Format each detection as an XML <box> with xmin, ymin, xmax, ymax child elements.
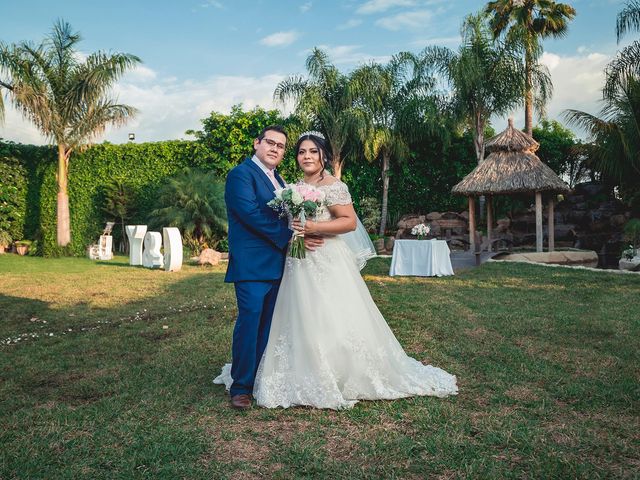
<box><xmin>224</xmin><ymin>125</ymin><xmax>293</xmax><ymax>409</ymax></box>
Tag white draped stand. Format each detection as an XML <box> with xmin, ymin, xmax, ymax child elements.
<box><xmin>389</xmin><ymin>239</ymin><xmax>454</xmax><ymax>277</ymax></box>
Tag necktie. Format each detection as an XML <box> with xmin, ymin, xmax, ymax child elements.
<box><xmin>266</xmin><ymin>169</ymin><xmax>280</xmax><ymax>190</ymax></box>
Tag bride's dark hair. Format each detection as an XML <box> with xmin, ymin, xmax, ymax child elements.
<box><xmin>294</xmin><ymin>133</ymin><xmax>332</xmax><ymax>177</ymax></box>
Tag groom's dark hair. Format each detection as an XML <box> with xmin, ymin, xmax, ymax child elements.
<box><xmin>257</xmin><ymin>125</ymin><xmax>288</xmax><ymax>142</ymax></box>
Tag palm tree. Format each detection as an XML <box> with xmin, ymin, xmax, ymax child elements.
<box><xmin>423</xmin><ymin>13</ymin><xmax>540</xmax><ymax>165</ymax></box>
<box><xmin>150</xmin><ymin>168</ymin><xmax>227</xmax><ymax>247</ymax></box>
<box><xmin>485</xmin><ymin>0</ymin><xmax>576</xmax><ymax>135</ymax></box>
<box><xmin>605</xmin><ymin>0</ymin><xmax>640</xmax><ymax>99</ymax></box>
<box><xmin>0</xmin><ymin>20</ymin><xmax>140</xmax><ymax>247</ymax></box>
<box><xmin>351</xmin><ymin>53</ymin><xmax>443</xmax><ymax>236</ymax></box>
<box><xmin>564</xmin><ymin>0</ymin><xmax>640</xmax><ymax>202</ymax></box>
<box><xmin>274</xmin><ymin>48</ymin><xmax>361</xmax><ymax>179</ymax></box>
<box><xmin>564</xmin><ymin>75</ymin><xmax>640</xmax><ymax>192</ymax></box>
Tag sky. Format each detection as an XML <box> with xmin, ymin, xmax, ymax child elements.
<box><xmin>0</xmin><ymin>0</ymin><xmax>629</xmax><ymax>145</ymax></box>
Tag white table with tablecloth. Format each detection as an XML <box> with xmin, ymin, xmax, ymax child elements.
<box><xmin>389</xmin><ymin>239</ymin><xmax>454</xmax><ymax>277</ymax></box>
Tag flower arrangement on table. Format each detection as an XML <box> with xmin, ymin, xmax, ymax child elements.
<box><xmin>411</xmin><ymin>223</ymin><xmax>431</xmax><ymax>240</ymax></box>
<box><xmin>268</xmin><ymin>183</ymin><xmax>326</xmax><ymax>259</ymax></box>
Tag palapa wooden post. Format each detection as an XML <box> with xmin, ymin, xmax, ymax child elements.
<box><xmin>535</xmin><ymin>191</ymin><xmax>543</xmax><ymax>252</ymax></box>
<box><xmin>548</xmin><ymin>196</ymin><xmax>555</xmax><ymax>252</ymax></box>
<box><xmin>486</xmin><ymin>195</ymin><xmax>493</xmax><ymax>252</ymax></box>
<box><xmin>468</xmin><ymin>196</ymin><xmax>476</xmax><ymax>253</ymax></box>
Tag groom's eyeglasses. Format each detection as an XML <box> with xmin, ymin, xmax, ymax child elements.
<box><xmin>261</xmin><ymin>138</ymin><xmax>286</xmax><ymax>151</ymax></box>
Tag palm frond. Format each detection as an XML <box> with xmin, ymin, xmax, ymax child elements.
<box><xmin>617</xmin><ymin>0</ymin><xmax>640</xmax><ymax>42</ymax></box>
<box><xmin>604</xmin><ymin>41</ymin><xmax>640</xmax><ymax>100</ymax></box>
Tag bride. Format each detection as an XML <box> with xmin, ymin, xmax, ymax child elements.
<box><xmin>215</xmin><ymin>131</ymin><xmax>457</xmax><ymax>409</ymax></box>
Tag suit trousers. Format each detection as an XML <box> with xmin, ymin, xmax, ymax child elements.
<box><xmin>230</xmin><ymin>280</ymin><xmax>281</xmax><ymax>396</ymax></box>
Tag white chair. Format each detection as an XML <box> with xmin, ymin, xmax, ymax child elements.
<box><xmin>88</xmin><ymin>222</ymin><xmax>115</xmax><ymax>260</ymax></box>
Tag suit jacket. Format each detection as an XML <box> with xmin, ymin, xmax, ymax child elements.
<box><xmin>224</xmin><ymin>158</ymin><xmax>291</xmax><ymax>282</ymax></box>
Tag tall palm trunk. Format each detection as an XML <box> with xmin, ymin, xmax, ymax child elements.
<box><xmin>56</xmin><ymin>144</ymin><xmax>71</xmax><ymax>246</ymax></box>
<box><xmin>524</xmin><ymin>47</ymin><xmax>534</xmax><ymax>136</ymax></box>
<box><xmin>474</xmin><ymin>113</ymin><xmax>487</xmax><ymax>220</ymax></box>
<box><xmin>378</xmin><ymin>151</ymin><xmax>390</xmax><ymax>236</ymax></box>
<box><xmin>473</xmin><ymin>112</ymin><xmax>485</xmax><ymax>164</ymax></box>
<box><xmin>332</xmin><ymin>149</ymin><xmax>343</xmax><ymax>180</ymax></box>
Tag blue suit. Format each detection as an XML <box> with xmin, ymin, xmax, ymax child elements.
<box><xmin>224</xmin><ymin>158</ymin><xmax>291</xmax><ymax>396</ymax></box>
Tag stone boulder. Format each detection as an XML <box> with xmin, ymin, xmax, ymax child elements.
<box><xmin>396</xmin><ymin>214</ymin><xmax>425</xmax><ymax>230</ymax></box>
<box><xmin>619</xmin><ymin>256</ymin><xmax>640</xmax><ymax>271</ymax></box>
<box><xmin>197</xmin><ymin>248</ymin><xmax>222</xmax><ymax>266</ymax></box>
<box><xmin>494</xmin><ymin>250</ymin><xmax>599</xmax><ymax>268</ymax></box>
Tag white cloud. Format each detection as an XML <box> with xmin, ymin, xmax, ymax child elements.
<box><xmin>300</xmin><ymin>1</ymin><xmax>312</xmax><ymax>12</ymax></box>
<box><xmin>337</xmin><ymin>19</ymin><xmax>363</xmax><ymax>30</ymax></box>
<box><xmin>200</xmin><ymin>0</ymin><xmax>223</xmax><ymax>8</ymax></box>
<box><xmin>356</xmin><ymin>0</ymin><xmax>416</xmax><ymax>14</ymax></box>
<box><xmin>495</xmin><ymin>50</ymin><xmax>611</xmax><ymax>137</ymax></box>
<box><xmin>375</xmin><ymin>9</ymin><xmax>433</xmax><ymax>31</ymax></box>
<box><xmin>308</xmin><ymin>44</ymin><xmax>391</xmax><ymax>67</ymax></box>
<box><xmin>0</xmin><ymin>73</ymin><xmax>286</xmax><ymax>145</ymax></box>
<box><xmin>124</xmin><ymin>65</ymin><xmax>157</xmax><ymax>83</ymax></box>
<box><xmin>409</xmin><ymin>35</ymin><xmax>460</xmax><ymax>48</ymax></box>
<box><xmin>0</xmin><ymin>107</ymin><xmax>47</xmax><ymax>145</ymax></box>
<box><xmin>540</xmin><ymin>51</ymin><xmax>609</xmax><ymax>119</ymax></box>
<box><xmin>259</xmin><ymin>31</ymin><xmax>299</xmax><ymax>47</ymax></box>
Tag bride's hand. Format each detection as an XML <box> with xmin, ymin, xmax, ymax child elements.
<box><xmin>291</xmin><ymin>218</ymin><xmax>304</xmax><ymax>233</ymax></box>
<box><xmin>302</xmin><ymin>220</ymin><xmax>318</xmax><ymax>235</ymax></box>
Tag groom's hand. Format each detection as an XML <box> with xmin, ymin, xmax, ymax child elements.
<box><xmin>304</xmin><ymin>235</ymin><xmax>324</xmax><ymax>251</ymax></box>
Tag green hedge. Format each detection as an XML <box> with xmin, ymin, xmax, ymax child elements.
<box><xmin>0</xmin><ymin>140</ymin><xmax>210</xmax><ymax>256</ymax></box>
<box><xmin>0</xmin><ymin>152</ymin><xmax>28</xmax><ymax>241</ymax></box>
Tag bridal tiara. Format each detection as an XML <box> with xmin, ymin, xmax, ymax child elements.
<box><xmin>298</xmin><ymin>130</ymin><xmax>326</xmax><ymax>141</ymax></box>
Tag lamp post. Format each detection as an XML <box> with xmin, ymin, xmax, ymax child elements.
<box><xmin>128</xmin><ymin>133</ymin><xmax>135</xmax><ymax>142</ymax></box>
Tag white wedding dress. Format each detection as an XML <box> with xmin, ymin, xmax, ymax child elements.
<box><xmin>214</xmin><ymin>181</ymin><xmax>458</xmax><ymax>409</ymax></box>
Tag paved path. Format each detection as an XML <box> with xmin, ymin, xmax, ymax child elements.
<box><xmin>450</xmin><ymin>251</ymin><xmax>499</xmax><ymax>273</ymax></box>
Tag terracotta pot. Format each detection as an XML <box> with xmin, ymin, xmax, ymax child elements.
<box><xmin>16</xmin><ymin>245</ymin><xmax>29</xmax><ymax>256</ymax></box>
<box><xmin>384</xmin><ymin>236</ymin><xmax>395</xmax><ymax>251</ymax></box>
<box><xmin>0</xmin><ymin>245</ymin><xmax>6</xmax><ymax>254</ymax></box>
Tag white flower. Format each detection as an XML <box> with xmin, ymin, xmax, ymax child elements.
<box><xmin>291</xmin><ymin>190</ymin><xmax>303</xmax><ymax>205</ymax></box>
<box><xmin>274</xmin><ymin>187</ymin><xmax>285</xmax><ymax>200</ymax></box>
<box><xmin>411</xmin><ymin>223</ymin><xmax>431</xmax><ymax>236</ymax></box>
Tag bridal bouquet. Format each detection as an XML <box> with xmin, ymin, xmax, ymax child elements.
<box><xmin>411</xmin><ymin>223</ymin><xmax>431</xmax><ymax>240</ymax></box>
<box><xmin>268</xmin><ymin>183</ymin><xmax>325</xmax><ymax>259</ymax></box>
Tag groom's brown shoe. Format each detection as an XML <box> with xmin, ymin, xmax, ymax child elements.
<box><xmin>230</xmin><ymin>394</ymin><xmax>252</xmax><ymax>409</ymax></box>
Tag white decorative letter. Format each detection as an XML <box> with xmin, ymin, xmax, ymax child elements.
<box><xmin>142</xmin><ymin>231</ymin><xmax>164</xmax><ymax>269</ymax></box>
<box><xmin>163</xmin><ymin>227</ymin><xmax>183</xmax><ymax>272</ymax></box>
<box><xmin>126</xmin><ymin>225</ymin><xmax>147</xmax><ymax>266</ymax></box>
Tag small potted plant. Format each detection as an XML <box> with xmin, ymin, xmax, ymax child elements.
<box><xmin>14</xmin><ymin>239</ymin><xmax>32</xmax><ymax>256</ymax></box>
<box><xmin>0</xmin><ymin>231</ymin><xmax>12</xmax><ymax>254</ymax></box>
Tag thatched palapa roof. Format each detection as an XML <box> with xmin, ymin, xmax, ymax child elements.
<box><xmin>485</xmin><ymin>118</ymin><xmax>540</xmax><ymax>153</ymax></box>
<box><xmin>452</xmin><ymin>119</ymin><xmax>570</xmax><ymax>196</ymax></box>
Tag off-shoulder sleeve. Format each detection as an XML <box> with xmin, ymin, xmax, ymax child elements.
<box><xmin>324</xmin><ymin>181</ymin><xmax>352</xmax><ymax>206</ymax></box>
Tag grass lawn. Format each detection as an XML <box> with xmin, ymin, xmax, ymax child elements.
<box><xmin>0</xmin><ymin>254</ymin><xmax>638</xmax><ymax>479</ymax></box>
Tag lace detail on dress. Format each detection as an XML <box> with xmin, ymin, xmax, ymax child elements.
<box><xmin>323</xmin><ymin>180</ymin><xmax>352</xmax><ymax>206</ymax></box>
<box><xmin>310</xmin><ymin>180</ymin><xmax>352</xmax><ymax>223</ymax></box>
